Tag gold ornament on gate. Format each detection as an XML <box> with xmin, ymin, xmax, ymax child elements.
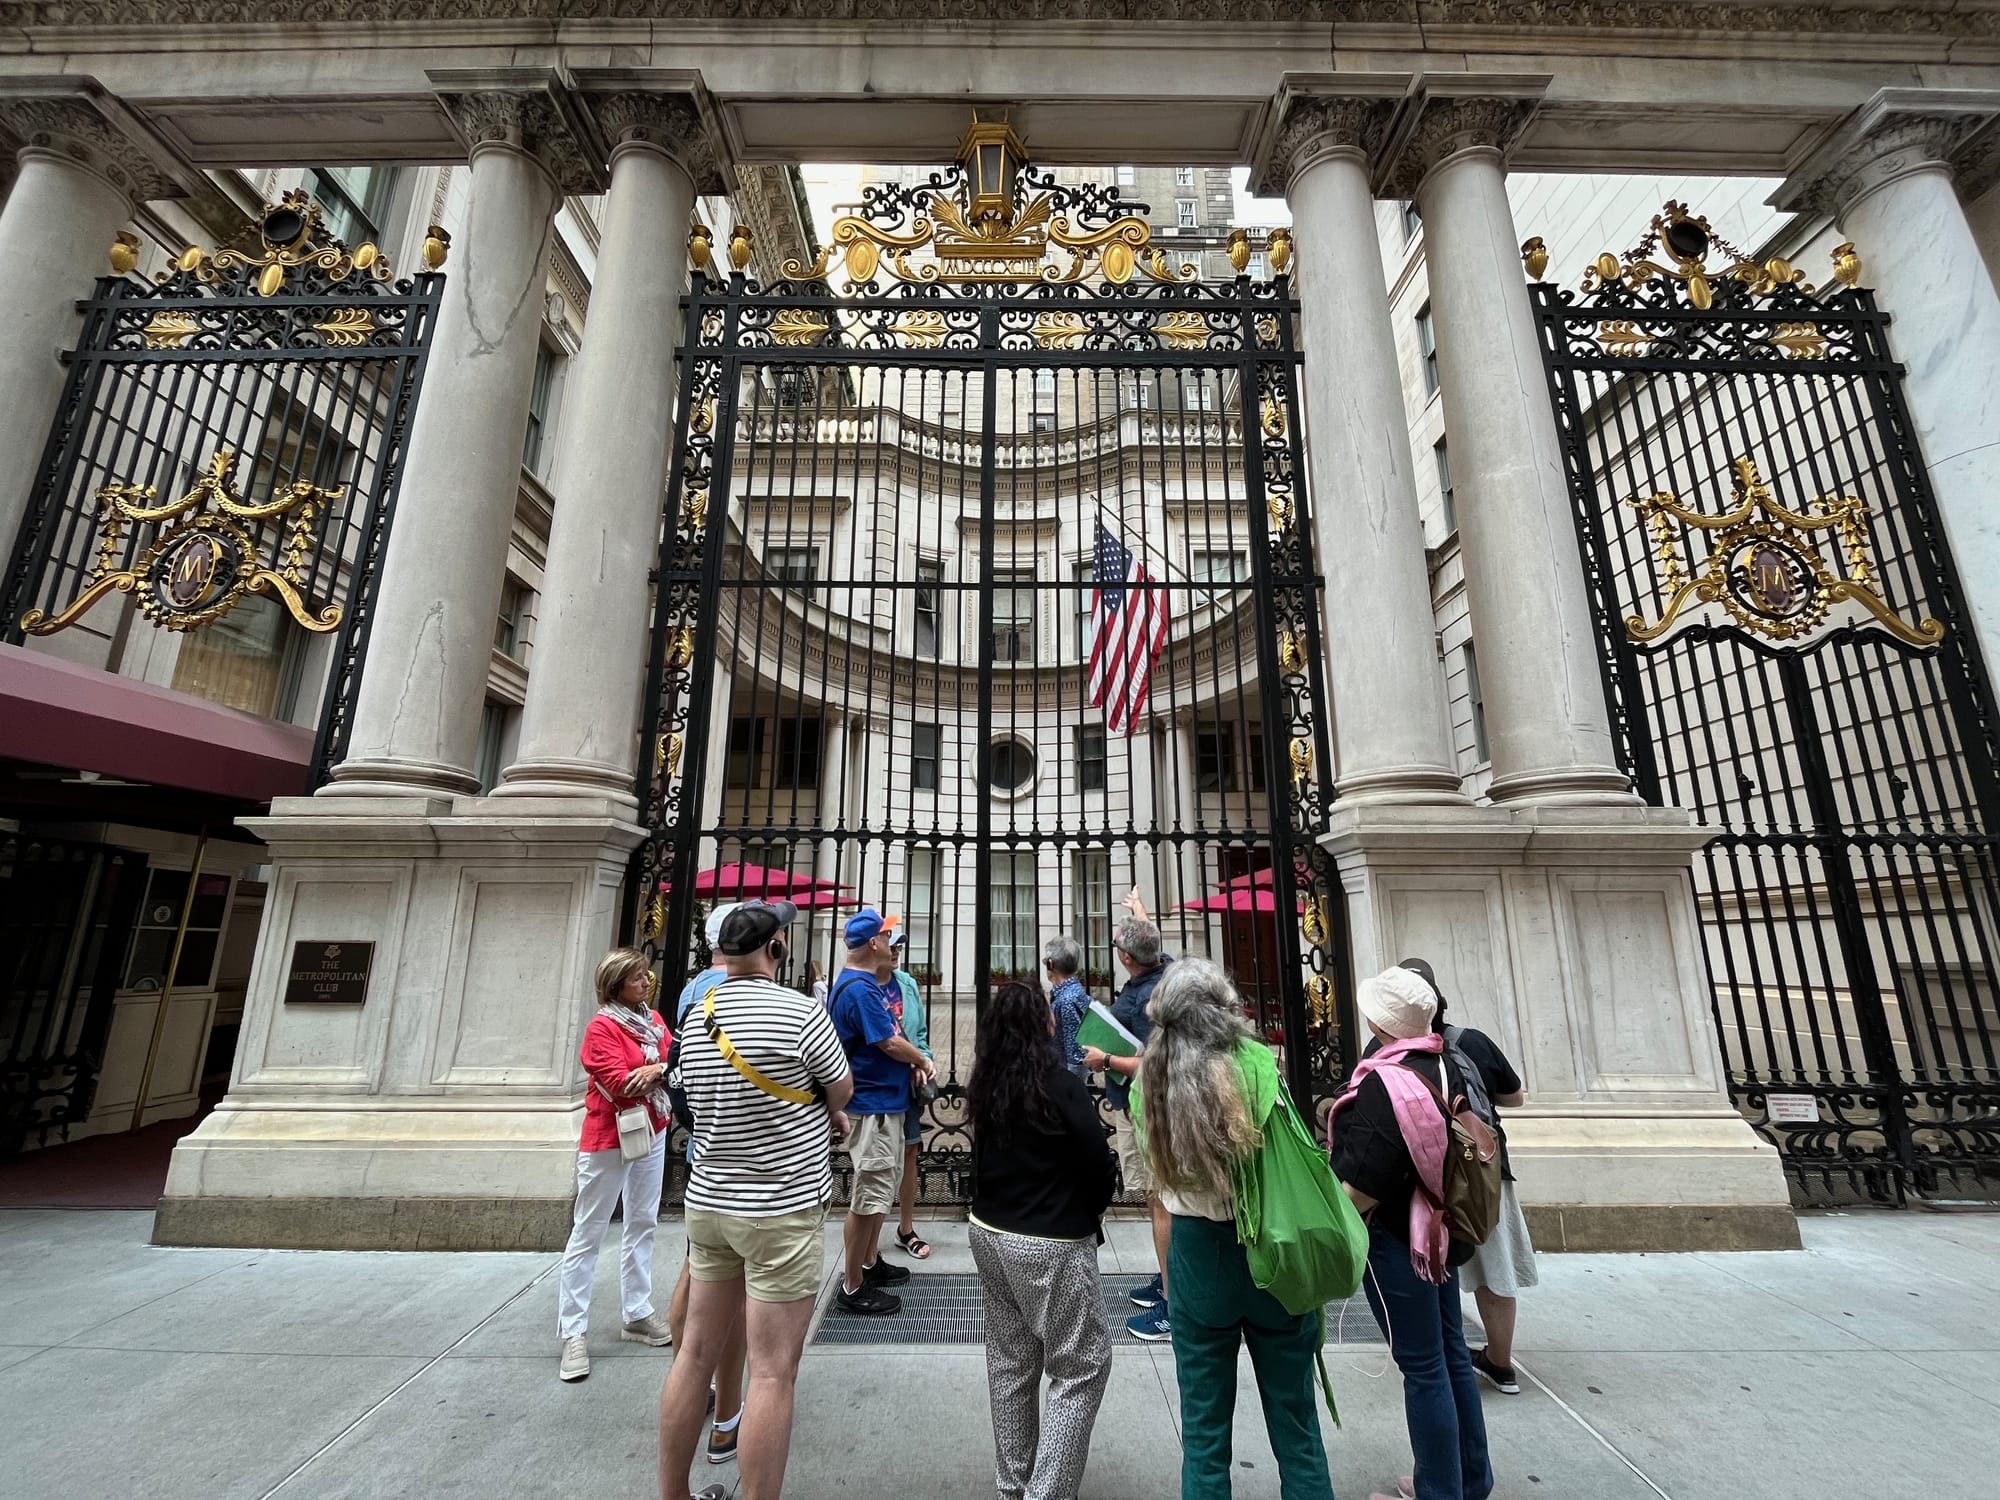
<box><xmin>1625</xmin><ymin>456</ymin><xmax>1941</xmax><ymax>649</ymax></box>
<box><xmin>20</xmin><ymin>446</ymin><xmax>344</xmax><ymax>638</ymax></box>
<box><xmin>781</xmin><ymin>112</ymin><xmax>1197</xmax><ymax>287</ymax></box>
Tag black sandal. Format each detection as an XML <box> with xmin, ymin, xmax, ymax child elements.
<box><xmin>896</xmin><ymin>1228</ymin><xmax>932</xmax><ymax>1259</ymax></box>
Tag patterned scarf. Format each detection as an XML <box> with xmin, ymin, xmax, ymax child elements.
<box><xmin>602</xmin><ymin>1002</ymin><xmax>673</xmax><ymax>1120</ymax></box>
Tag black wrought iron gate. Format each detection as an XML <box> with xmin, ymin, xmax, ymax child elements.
<box><xmin>0</xmin><ymin>192</ymin><xmax>440</xmax><ymax>1146</ymax></box>
<box><xmin>0</xmin><ymin>190</ymin><xmax>442</xmax><ymax>782</ymax></box>
<box><xmin>628</xmin><ymin>131</ymin><xmax>1347</xmax><ymax>1203</ymax></box>
<box><xmin>1531</xmin><ymin>203</ymin><xmax>2000</xmax><ymax>1204</ymax></box>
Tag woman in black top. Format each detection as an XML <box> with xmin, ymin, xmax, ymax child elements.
<box><xmin>967</xmin><ymin>979</ymin><xmax>1117</xmax><ymax>1500</ymax></box>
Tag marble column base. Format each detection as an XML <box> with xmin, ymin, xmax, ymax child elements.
<box><xmin>320</xmin><ymin>755</ymin><xmax>482</xmax><ymax>800</ymax></box>
<box><xmin>158</xmin><ymin>795</ymin><xmax>643</xmax><ymax>1251</ymax></box>
<box><xmin>492</xmin><ymin>755</ymin><xmax>641</xmax><ymax>819</ymax></box>
<box><xmin>1324</xmin><ymin>801</ymin><xmax>1796</xmax><ymax>1252</ymax></box>
<box><xmin>1332</xmin><ymin>763</ymin><xmax>1474</xmax><ymax>806</ymax></box>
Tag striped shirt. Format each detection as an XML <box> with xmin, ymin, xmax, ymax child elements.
<box><xmin>682</xmin><ymin>974</ymin><xmax>851</xmax><ymax>1217</ymax></box>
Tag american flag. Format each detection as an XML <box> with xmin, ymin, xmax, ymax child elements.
<box><xmin>1087</xmin><ymin>521</ymin><xmax>1170</xmax><ymax>735</ymax></box>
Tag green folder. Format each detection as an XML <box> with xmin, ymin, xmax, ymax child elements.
<box><xmin>1076</xmin><ymin>999</ymin><xmax>1142</xmax><ymax>1058</ymax></box>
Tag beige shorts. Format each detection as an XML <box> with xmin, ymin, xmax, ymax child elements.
<box><xmin>846</xmin><ymin>1110</ymin><xmax>906</xmax><ymax>1216</ymax></box>
<box><xmin>685</xmin><ymin>1206</ymin><xmax>826</xmax><ymax>1304</ymax></box>
<box><xmin>1112</xmin><ymin>1108</ymin><xmax>1152</xmax><ymax>1195</ymax></box>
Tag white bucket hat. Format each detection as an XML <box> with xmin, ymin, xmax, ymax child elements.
<box><xmin>1356</xmin><ymin>964</ymin><xmax>1439</xmax><ymax>1040</ymax></box>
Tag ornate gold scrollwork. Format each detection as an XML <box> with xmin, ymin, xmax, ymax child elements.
<box><xmin>162</xmin><ymin>189</ymin><xmax>407</xmax><ymax>297</ymax></box>
<box><xmin>781</xmin><ymin>115</ymin><xmax>1198</xmax><ymax>288</ymax></box>
<box><xmin>1569</xmin><ymin>200</ymin><xmax>1833</xmax><ymax>307</ymax></box>
<box><xmin>640</xmin><ymin>888</ymin><xmax>668</xmax><ymax>943</ymax></box>
<box><xmin>1267</xmin><ymin>489</ymin><xmax>1294</xmax><ymax>539</ymax></box>
<box><xmin>1155</xmin><ymin>311</ymin><xmax>1211</xmax><ymax>351</ymax></box>
<box><xmin>1259</xmin><ymin>396</ymin><xmax>1286</xmax><ymax>441</ymax></box>
<box><xmin>666</xmin><ymin>624</ymin><xmax>695</xmax><ymax>669</ymax></box>
<box><xmin>311</xmin><ymin>308</ymin><xmax>378</xmax><ymax>347</ymax></box>
<box><xmin>20</xmin><ymin>446</ymin><xmax>344</xmax><ymax>637</ymax></box>
<box><xmin>1625</xmin><ymin>456</ymin><xmax>1942</xmax><ymax>649</ymax></box>
<box><xmin>655</xmin><ymin>732</ymin><xmax>684</xmax><ymax>778</ymax></box>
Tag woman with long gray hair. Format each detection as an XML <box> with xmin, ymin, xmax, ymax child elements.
<box><xmin>1136</xmin><ymin>959</ymin><xmax>1335</xmax><ymax>1499</ymax></box>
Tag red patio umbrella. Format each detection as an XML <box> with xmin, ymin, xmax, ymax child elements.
<box><xmin>1181</xmin><ymin>888</ymin><xmax>1301</xmax><ymax>914</ymax></box>
<box><xmin>680</xmin><ymin>860</ymin><xmax>825</xmax><ymax>898</ymax></box>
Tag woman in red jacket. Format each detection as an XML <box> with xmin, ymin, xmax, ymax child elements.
<box><xmin>557</xmin><ymin>946</ymin><xmax>675</xmax><ymax>1383</ymax></box>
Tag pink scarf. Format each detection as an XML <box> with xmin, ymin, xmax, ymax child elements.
<box><xmin>1325</xmin><ymin>1033</ymin><xmax>1452</xmax><ymax>1284</ymax></box>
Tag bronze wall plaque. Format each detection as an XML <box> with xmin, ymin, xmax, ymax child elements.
<box><xmin>283</xmin><ymin>940</ymin><xmax>374</xmax><ymax>1004</ymax></box>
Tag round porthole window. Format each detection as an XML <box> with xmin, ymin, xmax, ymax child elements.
<box><xmin>988</xmin><ymin>738</ymin><xmax>1036</xmax><ymax>795</ymax></box>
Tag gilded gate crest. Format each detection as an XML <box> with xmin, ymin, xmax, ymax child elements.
<box><xmin>1624</xmin><ymin>457</ymin><xmax>1942</xmax><ymax>649</ymax></box>
<box><xmin>20</xmin><ymin>446</ymin><xmax>345</xmax><ymax>636</ymax></box>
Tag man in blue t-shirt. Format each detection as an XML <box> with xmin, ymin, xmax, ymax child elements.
<box><xmin>828</xmin><ymin>907</ymin><xmax>934</xmax><ymax>1316</ymax></box>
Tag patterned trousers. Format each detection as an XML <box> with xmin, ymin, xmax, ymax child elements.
<box><xmin>970</xmin><ymin>1222</ymin><xmax>1114</xmax><ymax>1500</ymax></box>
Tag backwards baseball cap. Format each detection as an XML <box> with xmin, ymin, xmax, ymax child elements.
<box><xmin>843</xmin><ymin>907</ymin><xmax>900</xmax><ymax>949</ymax></box>
<box><xmin>716</xmin><ymin>898</ymin><xmax>799</xmax><ymax>956</ymax></box>
<box><xmin>704</xmin><ymin>902</ymin><xmax>743</xmax><ymax>948</ymax></box>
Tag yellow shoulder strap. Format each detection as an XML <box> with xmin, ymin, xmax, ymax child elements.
<box><xmin>704</xmin><ymin>991</ymin><xmax>816</xmax><ymax>1106</ymax></box>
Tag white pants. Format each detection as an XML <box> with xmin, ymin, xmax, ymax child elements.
<box><xmin>556</xmin><ymin>1130</ymin><xmax>667</xmax><ymax>1338</ymax></box>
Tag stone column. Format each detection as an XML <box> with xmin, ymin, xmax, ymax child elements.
<box><xmin>497</xmin><ymin>86</ymin><xmax>725</xmax><ymax>812</ymax></box>
<box><xmin>324</xmin><ymin>77</ymin><xmax>602</xmax><ymax>798</ymax></box>
<box><xmin>1777</xmin><ymin>90</ymin><xmax>2000</xmax><ymax>679</ymax></box>
<box><xmin>0</xmin><ymin>80</ymin><xmax>190</xmax><ymax>567</ymax></box>
<box><xmin>1251</xmin><ymin>82</ymin><xmax>1464</xmax><ymax>806</ymax></box>
<box><xmin>1383</xmin><ymin>80</ymin><xmax>1631</xmax><ymax>805</ymax></box>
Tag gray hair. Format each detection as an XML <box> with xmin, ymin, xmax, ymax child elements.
<box><xmin>1113</xmin><ymin>918</ymin><xmax>1163</xmax><ymax>968</ymax></box>
<box><xmin>1042</xmin><ymin>934</ymin><xmax>1082</xmax><ymax>977</ymax></box>
<box><xmin>1137</xmin><ymin>958</ymin><xmax>1261</xmax><ymax>1202</ymax></box>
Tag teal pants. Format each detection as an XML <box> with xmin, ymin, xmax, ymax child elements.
<box><xmin>1168</xmin><ymin>1214</ymin><xmax>1334</xmax><ymax>1500</ymax></box>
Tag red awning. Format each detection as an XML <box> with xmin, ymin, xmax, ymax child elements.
<box><xmin>0</xmin><ymin>642</ymin><xmax>314</xmax><ymax>804</ymax></box>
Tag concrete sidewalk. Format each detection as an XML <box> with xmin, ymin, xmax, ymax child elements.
<box><xmin>1</xmin><ymin>1208</ymin><xmax>1996</xmax><ymax>1499</ymax></box>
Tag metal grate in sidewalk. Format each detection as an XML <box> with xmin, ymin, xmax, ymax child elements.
<box><xmin>813</xmin><ymin>1271</ymin><xmax>1384</xmax><ymax>1347</ymax></box>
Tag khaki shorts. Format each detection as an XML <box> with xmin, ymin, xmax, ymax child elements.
<box><xmin>1112</xmin><ymin>1108</ymin><xmax>1152</xmax><ymax>1195</ymax></box>
<box><xmin>685</xmin><ymin>1206</ymin><xmax>826</xmax><ymax>1304</ymax></box>
<box><xmin>846</xmin><ymin>1110</ymin><xmax>906</xmax><ymax>1216</ymax></box>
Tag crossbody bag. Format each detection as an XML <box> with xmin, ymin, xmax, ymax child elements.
<box><xmin>702</xmin><ymin>992</ymin><xmax>821</xmax><ymax>1106</ymax></box>
<box><xmin>592</xmin><ymin>1079</ymin><xmax>654</xmax><ymax>1162</ymax></box>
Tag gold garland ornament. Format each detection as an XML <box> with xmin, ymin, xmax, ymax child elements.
<box><xmin>1625</xmin><ymin>456</ymin><xmax>1941</xmax><ymax>649</ymax></box>
<box><xmin>20</xmin><ymin>446</ymin><xmax>345</xmax><ymax>637</ymax></box>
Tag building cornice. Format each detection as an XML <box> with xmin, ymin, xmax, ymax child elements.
<box><xmin>1373</xmin><ymin>74</ymin><xmax>1548</xmax><ymax>201</ymax></box>
<box><xmin>0</xmin><ymin>73</ymin><xmax>204</xmax><ymax>203</ymax></box>
<box><xmin>13</xmin><ymin>2</ymin><xmax>2000</xmax><ymax>40</ymax></box>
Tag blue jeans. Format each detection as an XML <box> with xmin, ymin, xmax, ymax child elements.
<box><xmin>1361</xmin><ymin>1223</ymin><xmax>1493</xmax><ymax>1500</ymax></box>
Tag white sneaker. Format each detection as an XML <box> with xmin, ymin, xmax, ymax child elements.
<box><xmin>620</xmin><ymin>1312</ymin><xmax>673</xmax><ymax>1346</ymax></box>
<box><xmin>559</xmin><ymin>1334</ymin><xmax>590</xmax><ymax>1381</ymax></box>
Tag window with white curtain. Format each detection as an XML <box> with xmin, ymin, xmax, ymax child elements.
<box><xmin>990</xmin><ymin>850</ymin><xmax>1039</xmax><ymax>977</ymax></box>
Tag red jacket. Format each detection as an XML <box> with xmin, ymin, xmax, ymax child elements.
<box><xmin>579</xmin><ymin>1007</ymin><xmax>673</xmax><ymax>1154</ymax></box>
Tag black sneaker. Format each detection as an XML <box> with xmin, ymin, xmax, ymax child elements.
<box><xmin>1471</xmin><ymin>1347</ymin><xmax>1520</xmax><ymax>1394</ymax></box>
<box><xmin>837</xmin><ymin>1281</ymin><xmax>902</xmax><ymax>1316</ymax></box>
<box><xmin>863</xmin><ymin>1258</ymin><xmax>911</xmax><ymax>1287</ymax></box>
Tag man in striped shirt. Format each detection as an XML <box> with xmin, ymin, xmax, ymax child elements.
<box><xmin>658</xmin><ymin>899</ymin><xmax>853</xmax><ymax>1500</ymax></box>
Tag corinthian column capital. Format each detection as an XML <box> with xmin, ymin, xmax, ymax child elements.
<box><xmin>430</xmin><ymin>68</ymin><xmax>608</xmax><ymax>195</ymax></box>
<box><xmin>573</xmin><ymin>69</ymin><xmax>733</xmax><ymax>196</ymax></box>
<box><xmin>0</xmin><ymin>75</ymin><xmax>200</xmax><ymax>204</ymax></box>
<box><xmin>1373</xmin><ymin>74</ymin><xmax>1548</xmax><ymax>201</ymax></box>
<box><xmin>1775</xmin><ymin>88</ymin><xmax>2000</xmax><ymax>220</ymax></box>
<box><xmin>1249</xmin><ymin>74</ymin><xmax>1409</xmax><ymax>199</ymax></box>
